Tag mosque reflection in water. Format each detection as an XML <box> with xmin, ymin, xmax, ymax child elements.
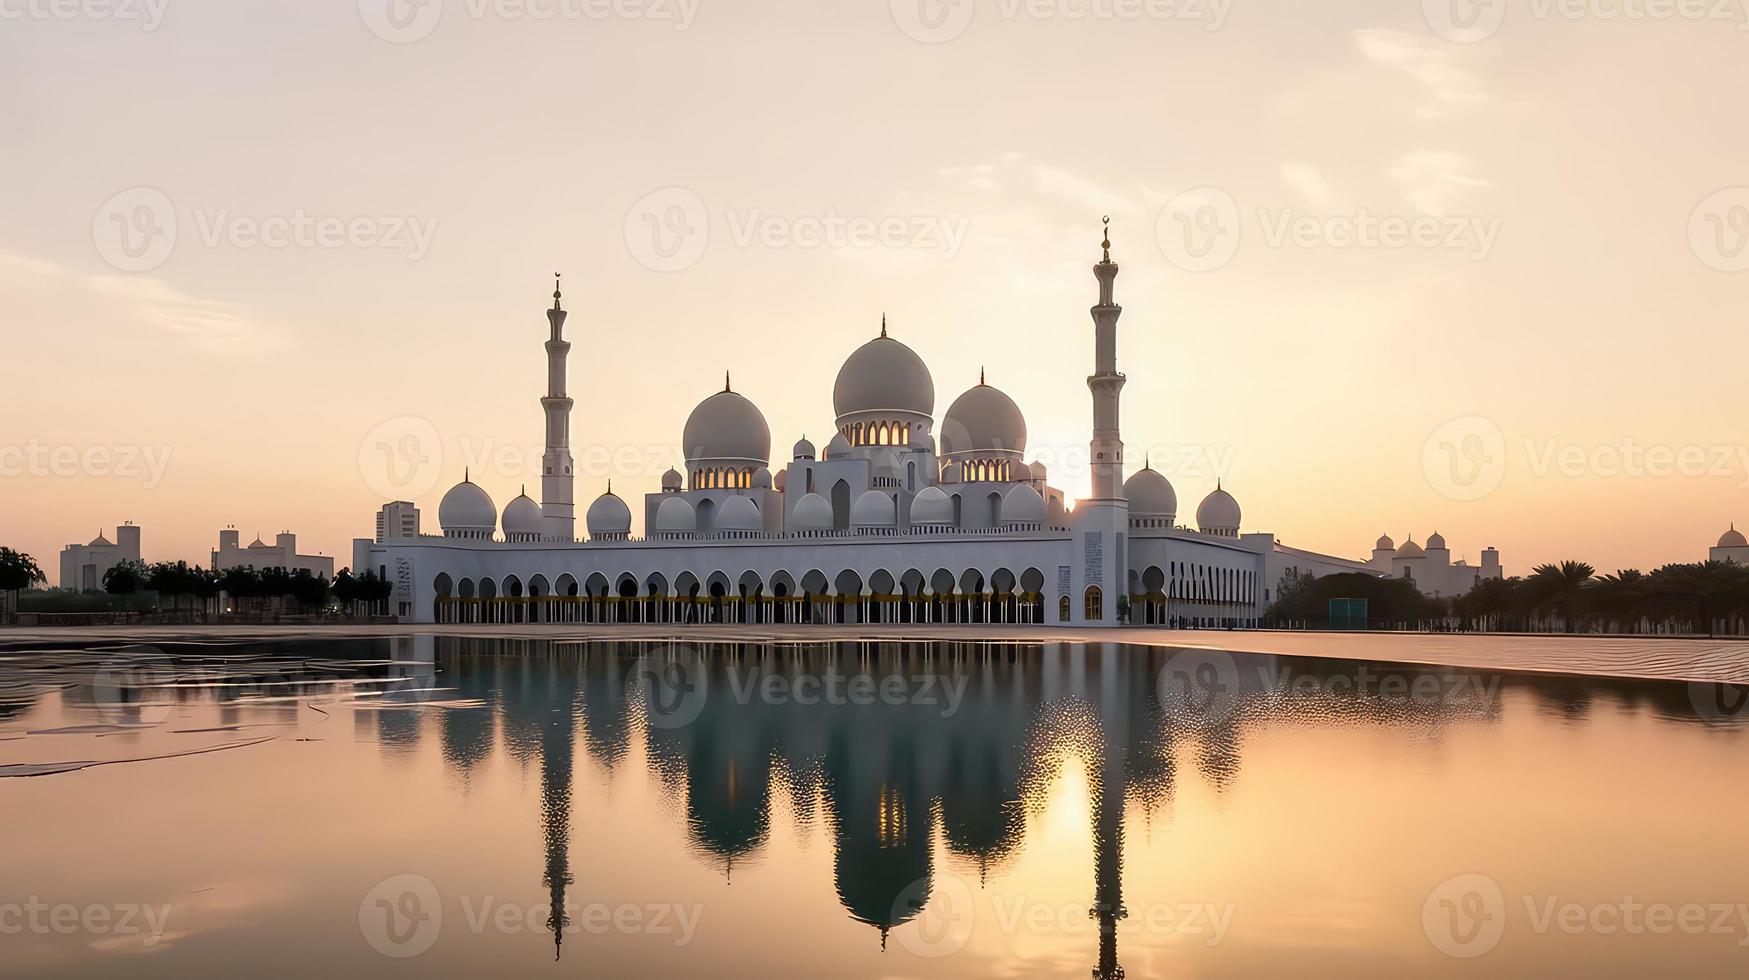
<box><xmin>351</xmin><ymin>636</ymin><xmax>1533</xmax><ymax>977</ymax></box>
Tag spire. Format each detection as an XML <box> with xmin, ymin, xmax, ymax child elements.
<box><xmin>880</xmin><ymin>313</ymin><xmax>887</xmax><ymax>338</ymax></box>
<box><xmin>1101</xmin><ymin>215</ymin><xmax>1112</xmax><ymax>263</ymax></box>
<box><xmin>464</xmin><ymin>467</ymin><xmax>471</xmax><ymax>484</ymax></box>
<box><xmin>724</xmin><ymin>370</ymin><xmax>732</xmax><ymax>393</ymax></box>
<box><xmin>606</xmin><ymin>479</ymin><xmax>613</xmax><ymax>495</ymax></box>
<box><xmin>979</xmin><ymin>366</ymin><xmax>986</xmax><ymax>386</ymax></box>
<box><xmin>552</xmin><ymin>272</ymin><xmax>562</xmax><ymax>311</ymax></box>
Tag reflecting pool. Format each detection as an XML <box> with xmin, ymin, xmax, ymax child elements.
<box><xmin>3</xmin><ymin>636</ymin><xmax>1749</xmax><ymax>977</ymax></box>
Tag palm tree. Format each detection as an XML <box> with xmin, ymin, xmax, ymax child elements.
<box><xmin>1527</xmin><ymin>561</ymin><xmax>1596</xmax><ymax>632</ymax></box>
<box><xmin>1587</xmin><ymin>569</ymin><xmax>1647</xmax><ymax>633</ymax></box>
<box><xmin>0</xmin><ymin>548</ymin><xmax>47</xmax><ymax>619</ymax></box>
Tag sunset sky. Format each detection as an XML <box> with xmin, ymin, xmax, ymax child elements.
<box><xmin>3</xmin><ymin>0</ymin><xmax>1747</xmax><ymax>576</ymax></box>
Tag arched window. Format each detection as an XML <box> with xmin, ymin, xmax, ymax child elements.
<box><xmin>1084</xmin><ymin>586</ymin><xmax>1103</xmax><ymax>621</ymax></box>
<box><xmin>1058</xmin><ymin>595</ymin><xmax>1071</xmax><ymax>622</ymax></box>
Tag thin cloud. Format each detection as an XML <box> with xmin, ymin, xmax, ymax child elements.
<box><xmin>87</xmin><ymin>275</ymin><xmax>290</xmax><ymax>354</ymax></box>
<box><xmin>1353</xmin><ymin>29</ymin><xmax>1487</xmax><ymax>117</ymax></box>
<box><xmin>1387</xmin><ymin>151</ymin><xmax>1493</xmax><ymax>215</ymax></box>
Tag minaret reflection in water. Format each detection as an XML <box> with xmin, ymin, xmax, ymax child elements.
<box><xmin>414</xmin><ymin>639</ymin><xmax>1501</xmax><ymax>970</ymax></box>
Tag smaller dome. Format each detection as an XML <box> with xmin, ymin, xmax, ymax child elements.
<box><xmin>940</xmin><ymin>379</ymin><xmax>1027</xmax><ymax>458</ymax></box>
<box><xmin>682</xmin><ymin>387</ymin><xmax>771</xmax><ymax>467</ymax></box>
<box><xmin>851</xmin><ymin>490</ymin><xmax>896</xmax><ymax>527</ymax></box>
<box><xmin>1028</xmin><ymin>460</ymin><xmax>1048</xmax><ymax>482</ymax></box>
<box><xmin>1427</xmin><ymin>531</ymin><xmax>1447</xmax><ymax>550</ymax></box>
<box><xmin>791</xmin><ymin>493</ymin><xmax>834</xmax><ymax>532</ymax></box>
<box><xmin>825</xmin><ymin>432</ymin><xmax>853</xmax><ymax>460</ymax></box>
<box><xmin>1375</xmin><ymin>533</ymin><xmax>1396</xmax><ymax>551</ymax></box>
<box><xmin>1720</xmin><ymin>525</ymin><xmax>1747</xmax><ymax>548</ymax></box>
<box><xmin>661</xmin><ymin>468</ymin><xmax>683</xmax><ymax>492</ymax></box>
<box><xmin>586</xmin><ymin>488</ymin><xmax>632</xmax><ymax>538</ymax></box>
<box><xmin>89</xmin><ymin>532</ymin><xmax>114</xmax><ymax>548</ymax></box>
<box><xmin>793</xmin><ymin>437</ymin><xmax>816</xmax><ymax>461</ymax></box>
<box><xmin>1001</xmin><ymin>483</ymin><xmax>1045</xmax><ymax>525</ymax></box>
<box><xmin>654</xmin><ymin>496</ymin><xmax>696</xmax><ymax>534</ymax></box>
<box><xmin>1397</xmin><ymin>537</ymin><xmax>1425</xmax><ymax>558</ymax></box>
<box><xmin>773</xmin><ymin>468</ymin><xmax>787</xmax><ymax>493</ymax></box>
<box><xmin>502</xmin><ymin>490</ymin><xmax>544</xmax><ymax>537</ymax></box>
<box><xmin>750</xmin><ymin>467</ymin><xmax>773</xmax><ymax>490</ymax></box>
<box><xmin>1195</xmin><ymin>484</ymin><xmax>1241</xmax><ymax>533</ymax></box>
<box><xmin>1124</xmin><ymin>467</ymin><xmax>1177</xmax><ymax>518</ymax></box>
<box><xmin>910</xmin><ymin>486</ymin><xmax>953</xmax><ymax>526</ymax></box>
<box><xmin>717</xmin><ymin>495</ymin><xmax>763</xmax><ymax>532</ymax></box>
<box><xmin>439</xmin><ymin>475</ymin><xmax>497</xmax><ymax>533</ymax></box>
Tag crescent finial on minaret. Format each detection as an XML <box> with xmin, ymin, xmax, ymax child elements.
<box><xmin>1101</xmin><ymin>215</ymin><xmax>1111</xmax><ymax>263</ymax></box>
<box><xmin>552</xmin><ymin>273</ymin><xmax>562</xmax><ymax>311</ymax></box>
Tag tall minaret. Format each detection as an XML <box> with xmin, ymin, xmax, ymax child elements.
<box><xmin>1069</xmin><ymin>218</ymin><xmax>1130</xmax><ymax>627</ymax></box>
<box><xmin>1089</xmin><ymin>216</ymin><xmax>1126</xmax><ymax>501</ymax></box>
<box><xmin>541</xmin><ymin>274</ymin><xmax>576</xmax><ymax>539</ymax></box>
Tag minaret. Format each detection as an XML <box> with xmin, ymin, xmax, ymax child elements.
<box><xmin>1069</xmin><ymin>218</ymin><xmax>1131</xmax><ymax>626</ymax></box>
<box><xmin>1089</xmin><ymin>216</ymin><xmax>1126</xmax><ymax>501</ymax></box>
<box><xmin>541</xmin><ymin>274</ymin><xmax>576</xmax><ymax>539</ymax></box>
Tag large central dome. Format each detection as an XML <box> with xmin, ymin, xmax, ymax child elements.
<box><xmin>833</xmin><ymin>331</ymin><xmax>934</xmax><ymax>421</ymax></box>
<box><xmin>683</xmin><ymin>384</ymin><xmax>771</xmax><ymax>467</ymax></box>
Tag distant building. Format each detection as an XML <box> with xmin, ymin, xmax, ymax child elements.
<box><xmin>1369</xmin><ymin>532</ymin><xmax>1503</xmax><ymax>598</ymax></box>
<box><xmin>376</xmin><ymin>501</ymin><xmax>421</xmax><ymax>543</ymax></box>
<box><xmin>1711</xmin><ymin>525</ymin><xmax>1749</xmax><ymax>564</ymax></box>
<box><xmin>59</xmin><ymin>523</ymin><xmax>142</xmax><ymax>591</ymax></box>
<box><xmin>211</xmin><ymin>528</ymin><xmax>333</xmax><ymax>578</ymax></box>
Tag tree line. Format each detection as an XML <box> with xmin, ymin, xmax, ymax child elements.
<box><xmin>0</xmin><ymin>548</ymin><xmax>391</xmax><ymax>619</ymax></box>
<box><xmin>1268</xmin><ymin>560</ymin><xmax>1749</xmax><ymax>635</ymax></box>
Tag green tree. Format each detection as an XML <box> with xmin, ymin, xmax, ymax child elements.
<box><xmin>0</xmin><ymin>548</ymin><xmax>47</xmax><ymax>617</ymax></box>
<box><xmin>1525</xmin><ymin>561</ymin><xmax>1595</xmax><ymax>632</ymax></box>
<box><xmin>103</xmin><ymin>559</ymin><xmax>149</xmax><ymax>596</ymax></box>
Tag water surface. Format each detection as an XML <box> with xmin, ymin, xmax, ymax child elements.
<box><xmin>3</xmin><ymin>635</ymin><xmax>1748</xmax><ymax>977</ymax></box>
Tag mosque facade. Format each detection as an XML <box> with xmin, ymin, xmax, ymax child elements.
<box><xmin>354</xmin><ymin>225</ymin><xmax>1393</xmax><ymax>627</ymax></box>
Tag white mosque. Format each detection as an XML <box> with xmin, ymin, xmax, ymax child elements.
<box><xmin>353</xmin><ymin>222</ymin><xmax>1440</xmax><ymax>627</ymax></box>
